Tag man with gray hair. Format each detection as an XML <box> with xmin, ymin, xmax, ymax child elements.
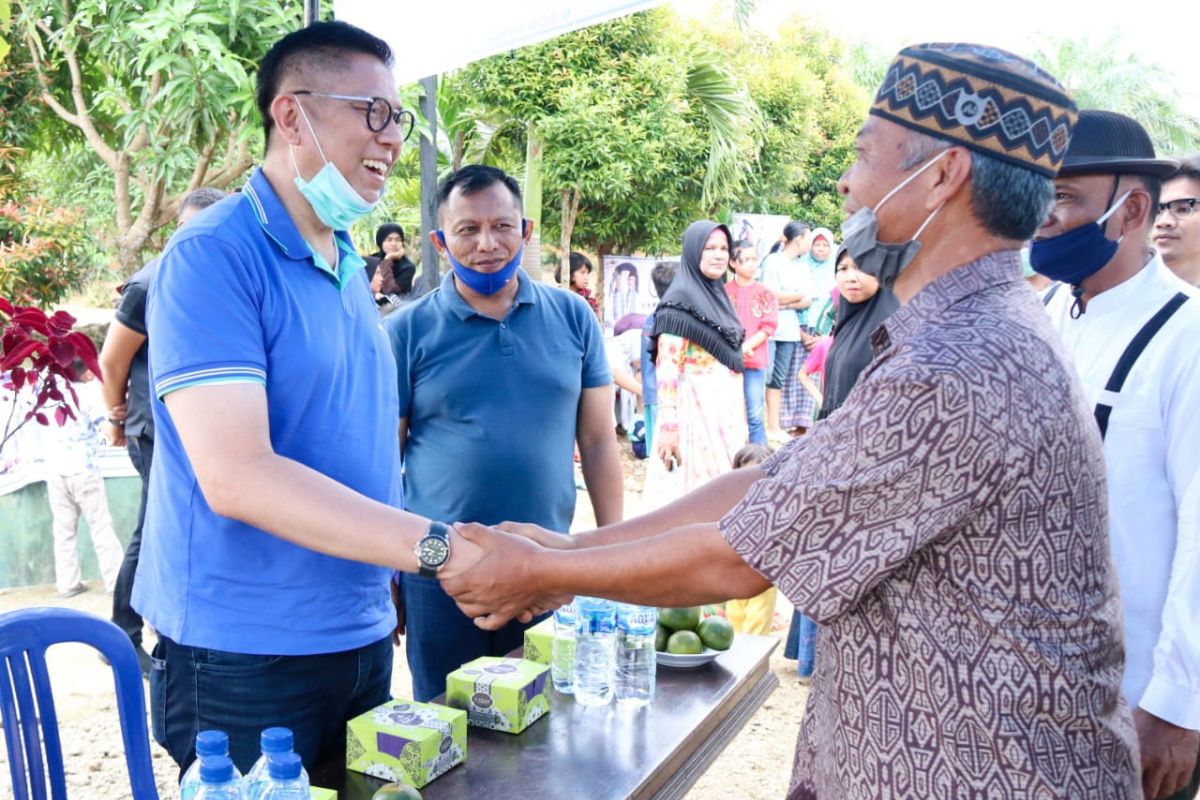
<box><xmin>440</xmin><ymin>43</ymin><xmax>1139</xmax><ymax>798</ymax></box>
<box><xmin>98</xmin><ymin>185</ymin><xmax>226</xmax><ymax>674</ymax></box>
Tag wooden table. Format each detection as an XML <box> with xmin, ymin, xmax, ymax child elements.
<box><xmin>312</xmin><ymin>634</ymin><xmax>779</xmax><ymax>799</ymax></box>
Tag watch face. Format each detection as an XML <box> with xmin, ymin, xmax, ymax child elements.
<box><xmin>418</xmin><ymin>537</ymin><xmax>450</xmax><ymax>567</ymax></box>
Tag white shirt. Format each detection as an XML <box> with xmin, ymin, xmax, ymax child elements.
<box><xmin>760</xmin><ymin>252</ymin><xmax>813</xmax><ymax>341</ymax></box>
<box><xmin>1046</xmin><ymin>254</ymin><xmax>1200</xmax><ymax>729</ymax></box>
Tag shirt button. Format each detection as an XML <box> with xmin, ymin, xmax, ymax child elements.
<box><xmin>500</xmin><ymin>323</ymin><xmax>507</xmax><ymax>329</ymax></box>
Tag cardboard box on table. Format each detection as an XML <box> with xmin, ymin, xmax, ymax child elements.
<box><xmin>345</xmin><ymin>700</ymin><xmax>466</xmax><ymax>787</ymax></box>
<box><xmin>445</xmin><ymin>657</ymin><xmax>551</xmax><ymax>734</ymax></box>
<box><xmin>522</xmin><ymin>616</ymin><xmax>556</xmax><ymax>664</ymax></box>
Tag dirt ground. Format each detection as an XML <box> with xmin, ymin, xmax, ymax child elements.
<box><xmin>0</xmin><ymin>449</ymin><xmax>810</xmax><ymax>799</ymax></box>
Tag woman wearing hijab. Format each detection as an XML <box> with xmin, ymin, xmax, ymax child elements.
<box><xmin>364</xmin><ymin>222</ymin><xmax>416</xmax><ymax>306</ymax></box>
<box><xmin>785</xmin><ymin>244</ymin><xmax>899</xmax><ymax>683</ymax></box>
<box><xmin>644</xmin><ymin>221</ymin><xmax>746</xmax><ymax>503</ymax></box>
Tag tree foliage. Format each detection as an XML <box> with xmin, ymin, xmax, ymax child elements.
<box><xmin>450</xmin><ymin>9</ymin><xmax>758</xmax><ymax>259</ymax></box>
<box><xmin>15</xmin><ymin>0</ymin><xmax>297</xmax><ymax>271</ymax></box>
<box><xmin>1030</xmin><ymin>35</ymin><xmax>1200</xmax><ymax>155</ymax></box>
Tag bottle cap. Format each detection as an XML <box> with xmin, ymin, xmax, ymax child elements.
<box><xmin>199</xmin><ymin>755</ymin><xmax>234</xmax><ymax>784</ymax></box>
<box><xmin>267</xmin><ymin>751</ymin><xmax>303</xmax><ymax>780</ymax></box>
<box><xmin>260</xmin><ymin>726</ymin><xmax>294</xmax><ymax>754</ymax></box>
<box><xmin>194</xmin><ymin>730</ymin><xmax>229</xmax><ymax>758</ymax></box>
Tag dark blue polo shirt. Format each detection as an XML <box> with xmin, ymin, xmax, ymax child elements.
<box><xmin>135</xmin><ymin>168</ymin><xmax>402</xmax><ymax>655</ymax></box>
<box><xmin>385</xmin><ymin>270</ymin><xmax>610</xmax><ymax>532</ymax></box>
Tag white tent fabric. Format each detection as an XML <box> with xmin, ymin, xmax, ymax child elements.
<box><xmin>334</xmin><ymin>0</ymin><xmax>666</xmax><ymax>85</ymax></box>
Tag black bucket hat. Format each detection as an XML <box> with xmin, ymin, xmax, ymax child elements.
<box><xmin>1058</xmin><ymin>110</ymin><xmax>1178</xmax><ymax>178</ymax></box>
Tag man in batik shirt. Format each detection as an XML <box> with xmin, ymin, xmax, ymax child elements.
<box><xmin>440</xmin><ymin>43</ymin><xmax>1139</xmax><ymax>799</ymax></box>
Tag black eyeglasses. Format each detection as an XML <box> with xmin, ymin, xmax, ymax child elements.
<box><xmin>1158</xmin><ymin>198</ymin><xmax>1199</xmax><ymax>219</ymax></box>
<box><xmin>292</xmin><ymin>91</ymin><xmax>416</xmax><ymax>141</ymax></box>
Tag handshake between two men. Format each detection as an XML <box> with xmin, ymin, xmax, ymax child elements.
<box><xmin>427</xmin><ymin>467</ymin><xmax>776</xmax><ymax>631</ymax></box>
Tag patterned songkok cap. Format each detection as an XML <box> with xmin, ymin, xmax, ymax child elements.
<box><xmin>871</xmin><ymin>43</ymin><xmax>1078</xmax><ymax>178</ymax></box>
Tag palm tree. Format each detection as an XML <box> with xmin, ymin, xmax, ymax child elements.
<box><xmin>1031</xmin><ymin>35</ymin><xmax>1200</xmax><ymax>155</ymax></box>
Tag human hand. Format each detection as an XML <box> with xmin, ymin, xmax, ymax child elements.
<box><xmin>1134</xmin><ymin>708</ymin><xmax>1200</xmax><ymax>798</ymax></box>
<box><xmin>102</xmin><ymin>421</ymin><xmax>126</xmax><ymax>447</ymax></box>
<box><xmin>741</xmin><ymin>343</ymin><xmax>755</xmax><ymax>359</ymax></box>
<box><xmin>370</xmin><ymin>270</ymin><xmax>384</xmax><ymax>293</ymax></box>
<box><xmin>390</xmin><ymin>575</ymin><xmax>405</xmax><ymax>645</ymax></box>
<box><xmin>656</xmin><ymin>431</ymin><xmax>681</xmax><ymax>471</ymax></box>
<box><xmin>109</xmin><ymin>403</ymin><xmax>127</xmax><ymax>421</ymax></box>
<box><xmin>440</xmin><ymin>523</ymin><xmax>569</xmax><ymax>630</ymax></box>
<box><xmin>496</xmin><ymin>521</ymin><xmax>578</xmax><ymax>550</ymax></box>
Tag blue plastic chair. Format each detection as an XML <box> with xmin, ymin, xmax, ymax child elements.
<box><xmin>0</xmin><ymin>607</ymin><xmax>159</xmax><ymax>799</ymax></box>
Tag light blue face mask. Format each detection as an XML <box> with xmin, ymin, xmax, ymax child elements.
<box><xmin>290</xmin><ymin>99</ymin><xmax>379</xmax><ymax>230</ymax></box>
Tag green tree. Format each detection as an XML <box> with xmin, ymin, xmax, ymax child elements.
<box><xmin>1031</xmin><ymin>34</ymin><xmax>1200</xmax><ymax>155</ymax></box>
<box><xmin>451</xmin><ymin>8</ymin><xmax>757</xmax><ymax>276</ymax></box>
<box><xmin>16</xmin><ymin>0</ymin><xmax>296</xmax><ymax>272</ymax></box>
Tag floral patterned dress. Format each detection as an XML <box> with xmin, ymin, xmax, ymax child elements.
<box><xmin>642</xmin><ymin>334</ymin><xmax>746</xmax><ymax>507</ymax></box>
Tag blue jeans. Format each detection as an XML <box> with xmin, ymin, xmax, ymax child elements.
<box><xmin>401</xmin><ymin>573</ymin><xmax>548</xmax><ymax>702</ymax></box>
<box><xmin>743</xmin><ymin>368</ymin><xmax>766</xmax><ymax>444</ymax></box>
<box><xmin>767</xmin><ymin>340</ymin><xmax>799</xmax><ymax>389</ymax></box>
<box><xmin>784</xmin><ymin>609</ymin><xmax>818</xmax><ymax>678</ymax></box>
<box><xmin>150</xmin><ymin>634</ymin><xmax>392</xmax><ymax>776</ymax></box>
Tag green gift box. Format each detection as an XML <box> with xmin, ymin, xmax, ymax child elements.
<box><xmin>522</xmin><ymin>616</ymin><xmax>556</xmax><ymax>664</ymax></box>
<box><xmin>445</xmin><ymin>657</ymin><xmax>551</xmax><ymax>734</ymax></box>
<box><xmin>310</xmin><ymin>789</ymin><xmax>337</xmax><ymax>800</ymax></box>
<box><xmin>345</xmin><ymin>699</ymin><xmax>466</xmax><ymax>788</ymax></box>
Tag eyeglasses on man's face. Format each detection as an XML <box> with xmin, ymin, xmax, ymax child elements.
<box><xmin>292</xmin><ymin>91</ymin><xmax>416</xmax><ymax>141</ymax></box>
<box><xmin>1158</xmin><ymin>197</ymin><xmax>1199</xmax><ymax>220</ymax></box>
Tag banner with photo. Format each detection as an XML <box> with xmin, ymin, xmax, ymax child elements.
<box><xmin>730</xmin><ymin>213</ymin><xmax>791</xmax><ymax>266</ymax></box>
<box><xmin>601</xmin><ymin>256</ymin><xmax>680</xmax><ymax>329</ymax></box>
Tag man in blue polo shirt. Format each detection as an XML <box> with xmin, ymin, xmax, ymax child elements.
<box><xmin>385</xmin><ymin>165</ymin><xmax>624</xmax><ymax>701</ymax></box>
<box><xmin>135</xmin><ymin>22</ymin><xmax>480</xmax><ymax>774</ymax></box>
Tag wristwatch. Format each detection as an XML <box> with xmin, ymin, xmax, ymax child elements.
<box><xmin>414</xmin><ymin>521</ymin><xmax>451</xmax><ymax>578</ymax></box>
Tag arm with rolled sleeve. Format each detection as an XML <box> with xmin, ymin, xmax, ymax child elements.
<box><xmin>1141</xmin><ymin>347</ymin><xmax>1200</xmax><ymax>730</ymax></box>
<box><xmin>719</xmin><ymin>367</ymin><xmax>983</xmax><ymax>623</ymax></box>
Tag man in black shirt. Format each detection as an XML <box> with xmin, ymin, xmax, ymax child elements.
<box><xmin>99</xmin><ymin>187</ymin><xmax>225</xmax><ymax>674</ymax></box>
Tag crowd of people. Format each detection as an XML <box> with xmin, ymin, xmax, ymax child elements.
<box><xmin>25</xmin><ymin>19</ymin><xmax>1198</xmax><ymax>800</ymax></box>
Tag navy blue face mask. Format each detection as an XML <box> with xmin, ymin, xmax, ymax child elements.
<box><xmin>436</xmin><ymin>221</ymin><xmax>528</xmax><ymax>296</ymax></box>
<box><xmin>1030</xmin><ymin>189</ymin><xmax>1131</xmax><ymax>285</ymax></box>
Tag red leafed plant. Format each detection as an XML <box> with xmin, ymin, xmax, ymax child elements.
<box><xmin>1</xmin><ymin>296</ymin><xmax>102</xmax><ymax>455</ymax></box>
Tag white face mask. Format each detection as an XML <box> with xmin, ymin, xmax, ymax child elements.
<box><xmin>289</xmin><ymin>99</ymin><xmax>378</xmax><ymax>230</ymax></box>
<box><xmin>839</xmin><ymin>148</ymin><xmax>949</xmax><ymax>285</ymax></box>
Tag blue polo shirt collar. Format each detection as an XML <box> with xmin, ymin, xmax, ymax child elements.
<box><xmin>438</xmin><ymin>268</ymin><xmax>538</xmax><ymax>320</ymax></box>
<box><xmin>242</xmin><ymin>168</ymin><xmax>364</xmax><ymax>291</ymax></box>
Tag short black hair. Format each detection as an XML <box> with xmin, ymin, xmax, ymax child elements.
<box><xmin>256</xmin><ymin>21</ymin><xmax>393</xmax><ymax>147</ymax></box>
<box><xmin>782</xmin><ymin>221</ymin><xmax>810</xmax><ymax>243</ymax></box>
<box><xmin>436</xmin><ymin>165</ymin><xmax>523</xmax><ymax>222</ymax></box>
<box><xmin>651</xmin><ymin>262</ymin><xmax>676</xmax><ymax>298</ymax></box>
<box><xmin>179</xmin><ymin>188</ymin><xmax>226</xmax><ymax>215</ymax></box>
<box><xmin>1165</xmin><ymin>154</ymin><xmax>1200</xmax><ymax>185</ymax></box>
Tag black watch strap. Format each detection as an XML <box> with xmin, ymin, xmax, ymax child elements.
<box><xmin>416</xmin><ymin>521</ymin><xmax>451</xmax><ymax>578</ymax></box>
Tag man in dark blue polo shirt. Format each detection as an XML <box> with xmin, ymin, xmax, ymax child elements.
<box><xmin>385</xmin><ymin>165</ymin><xmax>624</xmax><ymax>701</ymax></box>
<box><xmin>134</xmin><ymin>22</ymin><xmax>480</xmax><ymax>774</ymax></box>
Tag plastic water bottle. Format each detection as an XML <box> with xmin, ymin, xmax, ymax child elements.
<box><xmin>181</xmin><ymin>731</ymin><xmax>240</xmax><ymax>800</ymax></box>
<box><xmin>244</xmin><ymin>728</ymin><xmax>307</xmax><ymax>800</ymax></box>
<box><xmin>615</xmin><ymin>604</ymin><xmax>657</xmax><ymax>707</ymax></box>
<box><xmin>573</xmin><ymin>597</ymin><xmax>616</xmax><ymax>707</ymax></box>
<box><xmin>259</xmin><ymin>752</ymin><xmax>310</xmax><ymax>799</ymax></box>
<box><xmin>193</xmin><ymin>755</ymin><xmax>244</xmax><ymax>799</ymax></box>
<box><xmin>551</xmin><ymin>600</ymin><xmax>578</xmax><ymax>694</ymax></box>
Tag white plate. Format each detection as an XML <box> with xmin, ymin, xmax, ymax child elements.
<box><xmin>656</xmin><ymin>647</ymin><xmax>724</xmax><ymax>668</ymax></box>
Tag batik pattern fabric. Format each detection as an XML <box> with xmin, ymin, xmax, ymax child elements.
<box><xmin>721</xmin><ymin>251</ymin><xmax>1138</xmax><ymax>799</ymax></box>
<box><xmin>643</xmin><ymin>334</ymin><xmax>746</xmax><ymax>506</ymax></box>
